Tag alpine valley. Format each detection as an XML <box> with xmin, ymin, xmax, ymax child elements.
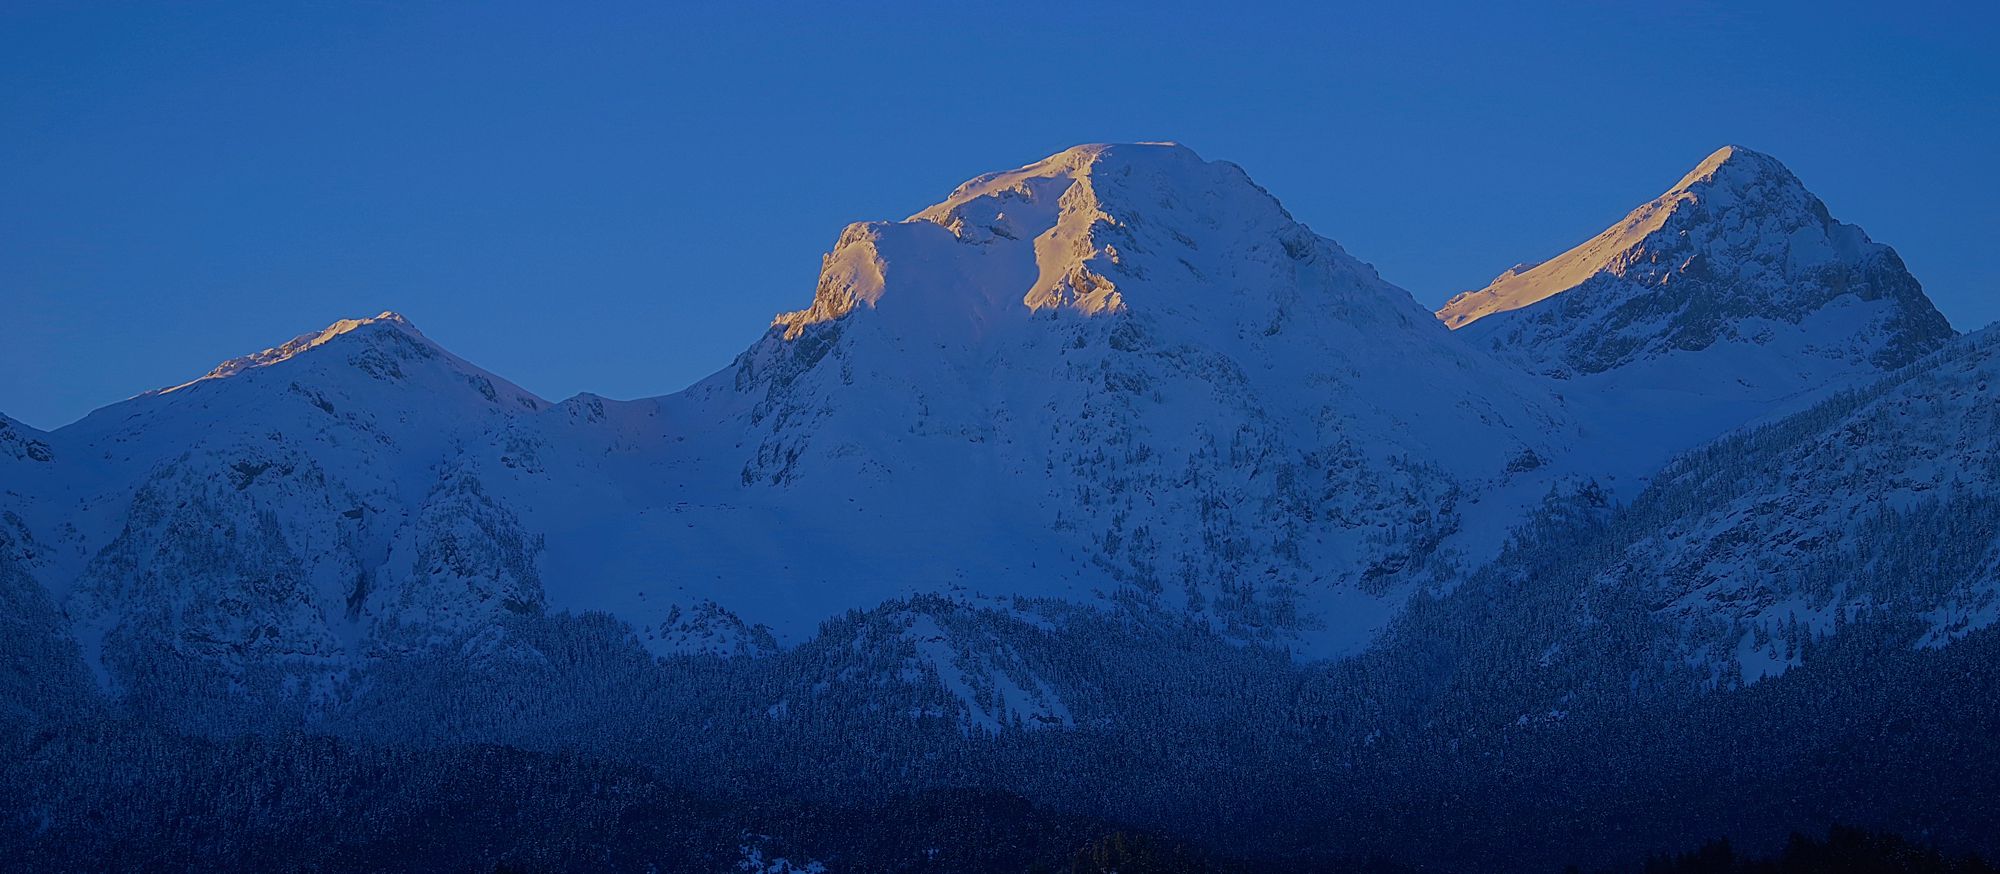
<box><xmin>5</xmin><ymin>144</ymin><xmax>1995</xmax><ymax>872</ymax></box>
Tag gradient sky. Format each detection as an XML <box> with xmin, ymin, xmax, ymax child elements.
<box><xmin>4</xmin><ymin>1</ymin><xmax>1995</xmax><ymax>430</ymax></box>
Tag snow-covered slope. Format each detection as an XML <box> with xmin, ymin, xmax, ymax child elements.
<box><xmin>1388</xmin><ymin>325</ymin><xmax>2000</xmax><ymax>725</ymax></box>
<box><xmin>1436</xmin><ymin>146</ymin><xmax>1955</xmax><ymax>496</ymax></box>
<box><xmin>0</xmin><ymin>413</ymin><xmax>54</xmax><ymax>465</ymax></box>
<box><xmin>1614</xmin><ymin>325</ymin><xmax>2000</xmax><ymax>681</ymax></box>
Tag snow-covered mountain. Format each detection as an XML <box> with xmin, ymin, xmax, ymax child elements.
<box><xmin>4</xmin><ymin>140</ymin><xmax>1994</xmax><ymax>872</ymax></box>
<box><xmin>1436</xmin><ymin>146</ymin><xmax>1956</xmax><ymax>494</ymax></box>
<box><xmin>8</xmin><ymin>314</ymin><xmax>552</xmax><ymax>712</ymax></box>
<box><xmin>1438</xmin><ymin>145</ymin><xmax>1950</xmax><ymax>369</ymax></box>
<box><xmin>463</xmin><ymin>143</ymin><xmax>1576</xmax><ymax>665</ymax></box>
<box><xmin>0</xmin><ymin>142</ymin><xmax>1977</xmax><ymax>736</ymax></box>
<box><xmin>0</xmin><ymin>143</ymin><xmax>1586</xmax><ymax>726</ymax></box>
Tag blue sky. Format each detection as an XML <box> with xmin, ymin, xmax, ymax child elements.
<box><xmin>4</xmin><ymin>1</ymin><xmax>1995</xmax><ymax>429</ymax></box>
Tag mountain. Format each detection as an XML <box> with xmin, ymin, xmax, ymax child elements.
<box><xmin>6</xmin><ymin>142</ymin><xmax>1974</xmax><ymax>715</ymax></box>
<box><xmin>0</xmin><ymin>144</ymin><xmax>1591</xmax><ymax>732</ymax></box>
<box><xmin>1437</xmin><ymin>146</ymin><xmax>1956</xmax><ymax>490</ymax></box>
<box><xmin>460</xmin><ymin>142</ymin><xmax>1578</xmax><ymax>665</ymax></box>
<box><xmin>8</xmin><ymin>142</ymin><xmax>1974</xmax><ymax>717</ymax></box>
<box><xmin>13</xmin><ymin>313</ymin><xmax>550</xmax><ymax>719</ymax></box>
<box><xmin>1438</xmin><ymin>145</ymin><xmax>1951</xmax><ymax>369</ymax></box>
<box><xmin>3</xmin><ymin>141</ymin><xmax>1995</xmax><ymax>871</ymax></box>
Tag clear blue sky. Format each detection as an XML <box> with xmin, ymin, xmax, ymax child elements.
<box><xmin>4</xmin><ymin>1</ymin><xmax>1995</xmax><ymax>429</ymax></box>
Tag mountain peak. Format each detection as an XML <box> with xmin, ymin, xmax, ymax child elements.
<box><xmin>917</xmin><ymin>142</ymin><xmax>1204</xmax><ymax>214</ymax></box>
<box><xmin>120</xmin><ymin>310</ymin><xmax>547</xmax><ymax>420</ymax></box>
<box><xmin>769</xmin><ymin>141</ymin><xmax>1377</xmax><ymax>343</ymax></box>
<box><xmin>158</xmin><ymin>311</ymin><xmax>428</xmax><ymax>395</ymax></box>
<box><xmin>1436</xmin><ymin>144</ymin><xmax>1952</xmax><ymax>380</ymax></box>
<box><xmin>1664</xmin><ymin>144</ymin><xmax>1835</xmax><ymax>226</ymax></box>
<box><xmin>1438</xmin><ymin>145</ymin><xmax>1834</xmax><ymax>331</ymax></box>
<box><xmin>57</xmin><ymin>307</ymin><xmax>544</xmax><ymax>448</ymax></box>
<box><xmin>1668</xmin><ymin>144</ymin><xmax>1789</xmax><ymax>192</ymax></box>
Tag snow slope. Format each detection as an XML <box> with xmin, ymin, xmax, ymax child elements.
<box><xmin>1353</xmin><ymin>327</ymin><xmax>2000</xmax><ymax>743</ymax></box>
<box><xmin>1611</xmin><ymin>325</ymin><xmax>2000</xmax><ymax>682</ymax></box>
